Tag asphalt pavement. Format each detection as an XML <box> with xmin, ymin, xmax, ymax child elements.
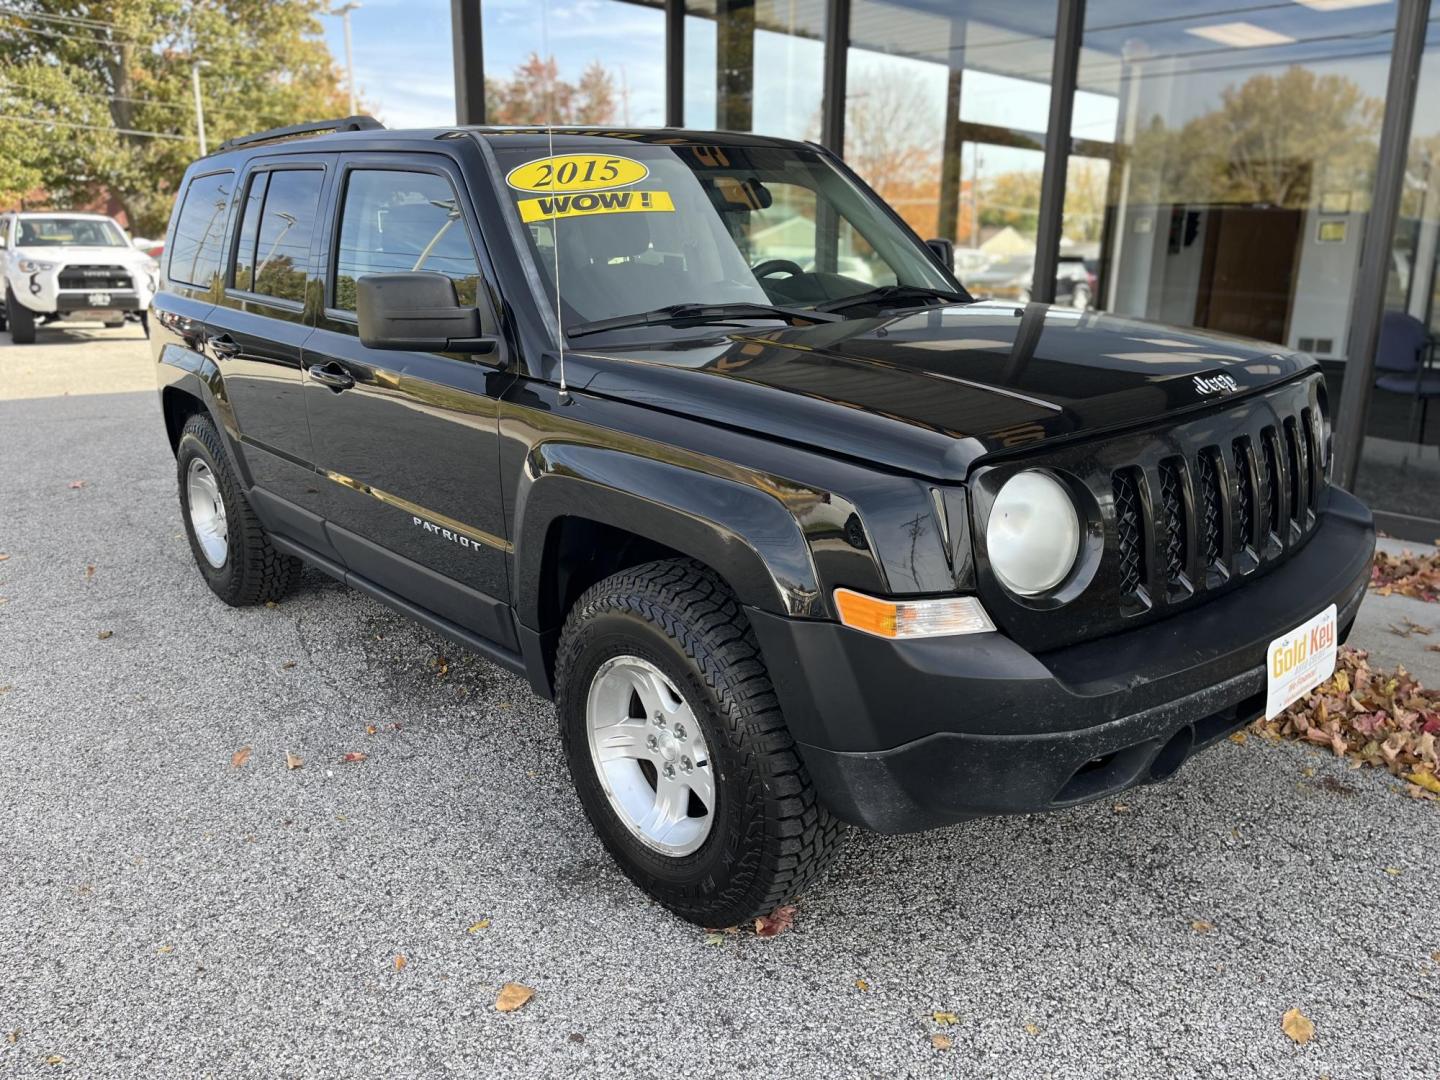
<box><xmin>2</xmin><ymin>326</ymin><xmax>1438</xmax><ymax>1079</ymax></box>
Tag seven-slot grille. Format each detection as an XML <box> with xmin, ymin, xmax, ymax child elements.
<box><xmin>1110</xmin><ymin>402</ymin><xmax>1322</xmax><ymax>612</ymax></box>
<box><xmin>57</xmin><ymin>264</ymin><xmax>132</xmax><ymax>290</ymax></box>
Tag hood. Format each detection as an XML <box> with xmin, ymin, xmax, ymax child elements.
<box><xmin>563</xmin><ymin>301</ymin><xmax>1318</xmax><ymax>481</ymax></box>
<box><xmin>11</xmin><ymin>245</ymin><xmax>152</xmax><ymax>267</ymax></box>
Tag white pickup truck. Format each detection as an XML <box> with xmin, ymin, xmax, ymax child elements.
<box><xmin>1</xmin><ymin>211</ymin><xmax>158</xmax><ymax>344</ymax></box>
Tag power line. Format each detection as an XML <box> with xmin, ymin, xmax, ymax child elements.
<box><xmin>0</xmin><ymin>4</ymin><xmax>125</xmax><ymax>31</ymax></box>
<box><xmin>0</xmin><ymin>113</ymin><xmax>188</xmax><ymax>140</ymax></box>
<box><xmin>0</xmin><ymin>81</ymin><xmax>193</xmax><ymax>111</ymax></box>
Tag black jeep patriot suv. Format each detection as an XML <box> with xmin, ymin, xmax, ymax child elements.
<box><xmin>154</xmin><ymin>116</ymin><xmax>1374</xmax><ymax>926</ymax></box>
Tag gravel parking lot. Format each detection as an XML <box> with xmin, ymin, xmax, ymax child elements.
<box><xmin>2</xmin><ymin>327</ymin><xmax>1438</xmax><ymax>1079</ymax></box>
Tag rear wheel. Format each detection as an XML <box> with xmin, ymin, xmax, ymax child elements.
<box><xmin>176</xmin><ymin>413</ymin><xmax>300</xmax><ymax>606</ymax></box>
<box><xmin>103</xmin><ymin>317</ymin><xmax>126</xmax><ymax>329</ymax></box>
<box><xmin>556</xmin><ymin>558</ymin><xmax>842</xmax><ymax>926</ymax></box>
<box><xmin>6</xmin><ymin>287</ymin><xmax>35</xmax><ymax>344</ymax></box>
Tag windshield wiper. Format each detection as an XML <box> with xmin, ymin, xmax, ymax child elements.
<box><xmin>813</xmin><ymin>284</ymin><xmax>970</xmax><ymax>314</ymax></box>
<box><xmin>565</xmin><ymin>302</ymin><xmax>841</xmax><ymax>339</ymax></box>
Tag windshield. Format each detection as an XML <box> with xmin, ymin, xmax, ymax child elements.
<box><xmin>492</xmin><ymin>142</ymin><xmax>955</xmax><ymax>333</ymax></box>
<box><xmin>17</xmin><ymin>217</ymin><xmax>127</xmax><ymax>248</ymax></box>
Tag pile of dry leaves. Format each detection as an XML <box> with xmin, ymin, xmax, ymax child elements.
<box><xmin>1253</xmin><ymin>647</ymin><xmax>1439</xmax><ymax>800</ymax></box>
<box><xmin>1370</xmin><ymin>546</ymin><xmax>1440</xmax><ymax>601</ymax></box>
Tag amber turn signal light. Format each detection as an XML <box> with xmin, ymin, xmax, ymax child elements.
<box><xmin>833</xmin><ymin>589</ymin><xmax>995</xmax><ymax>640</ymax></box>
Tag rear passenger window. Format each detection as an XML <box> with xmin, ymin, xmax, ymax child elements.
<box><xmin>249</xmin><ymin>170</ymin><xmax>324</xmax><ymax>303</ymax></box>
<box><xmin>169</xmin><ymin>171</ymin><xmax>233</xmax><ymax>287</ymax></box>
<box><xmin>334</xmin><ymin>170</ymin><xmax>480</xmax><ymax>312</ymax></box>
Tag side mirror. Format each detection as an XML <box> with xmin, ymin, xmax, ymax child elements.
<box><xmin>356</xmin><ymin>272</ymin><xmax>496</xmax><ymax>354</ymax></box>
<box><xmin>925</xmin><ymin>237</ymin><xmax>955</xmax><ymax>272</ymax></box>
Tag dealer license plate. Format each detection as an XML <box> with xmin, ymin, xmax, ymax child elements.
<box><xmin>87</xmin><ymin>292</ymin><xmax>112</xmax><ymax>306</ymax></box>
<box><xmin>1264</xmin><ymin>604</ymin><xmax>1337</xmax><ymax>719</ymax></box>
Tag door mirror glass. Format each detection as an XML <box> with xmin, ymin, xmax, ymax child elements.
<box><xmin>355</xmin><ymin>271</ymin><xmax>495</xmax><ymax>353</ymax></box>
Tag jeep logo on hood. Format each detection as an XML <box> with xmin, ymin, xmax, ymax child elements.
<box><xmin>1193</xmin><ymin>372</ymin><xmax>1240</xmax><ymax>395</ymax></box>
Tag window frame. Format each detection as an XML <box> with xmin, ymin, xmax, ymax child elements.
<box><xmin>224</xmin><ymin>158</ymin><xmax>329</xmax><ymax>312</ymax></box>
<box><xmin>167</xmin><ymin>168</ymin><xmax>236</xmax><ymax>289</ymax></box>
<box><xmin>322</xmin><ymin>155</ymin><xmax>488</xmax><ymax>327</ymax></box>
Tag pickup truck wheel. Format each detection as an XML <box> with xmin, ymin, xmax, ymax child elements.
<box><xmin>6</xmin><ymin>288</ymin><xmax>35</xmax><ymax>344</ymax></box>
<box><xmin>176</xmin><ymin>413</ymin><xmax>300</xmax><ymax>606</ymax></box>
<box><xmin>556</xmin><ymin>558</ymin><xmax>842</xmax><ymax>926</ymax></box>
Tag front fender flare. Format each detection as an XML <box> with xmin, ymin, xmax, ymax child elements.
<box><xmin>513</xmin><ymin>441</ymin><xmax>824</xmax><ymax>629</ymax></box>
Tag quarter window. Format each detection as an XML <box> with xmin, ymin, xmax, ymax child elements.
<box><xmin>334</xmin><ymin>170</ymin><xmax>480</xmax><ymax>311</ymax></box>
<box><xmin>169</xmin><ymin>171</ymin><xmax>233</xmax><ymax>287</ymax></box>
<box><xmin>230</xmin><ymin>173</ymin><xmax>268</xmax><ymax>292</ymax></box>
<box><xmin>251</xmin><ymin>170</ymin><xmax>324</xmax><ymax>303</ymax></box>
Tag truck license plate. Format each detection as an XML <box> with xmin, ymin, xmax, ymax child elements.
<box><xmin>1264</xmin><ymin>604</ymin><xmax>1337</xmax><ymax>719</ymax></box>
<box><xmin>87</xmin><ymin>292</ymin><xmax>112</xmax><ymax>306</ymax></box>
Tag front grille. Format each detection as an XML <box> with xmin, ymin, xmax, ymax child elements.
<box><xmin>1157</xmin><ymin>458</ymin><xmax>1187</xmax><ymax>587</ymax></box>
<box><xmin>975</xmin><ymin>376</ymin><xmax>1329</xmax><ymax>653</ymax></box>
<box><xmin>1113</xmin><ymin>469</ymin><xmax>1144</xmax><ymax>598</ymax></box>
<box><xmin>57</xmin><ymin>264</ymin><xmax>131</xmax><ymax>290</ymax></box>
<box><xmin>1196</xmin><ymin>450</ymin><xmax>1223</xmax><ymax>567</ymax></box>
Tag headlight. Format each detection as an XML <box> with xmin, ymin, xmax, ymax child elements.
<box><xmin>19</xmin><ymin>259</ymin><xmax>55</xmax><ymax>274</ymax></box>
<box><xmin>986</xmin><ymin>471</ymin><xmax>1080</xmax><ymax>596</ymax></box>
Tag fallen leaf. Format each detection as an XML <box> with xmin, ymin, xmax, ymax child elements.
<box><xmin>1112</xmin><ymin>803</ymin><xmax>1130</xmax><ymax>814</ymax></box>
<box><xmin>6</xmin><ymin>1030</ymin><xmax>18</xmax><ymax>1044</ymax></box>
<box><xmin>1300</xmin><ymin>766</ymin><xmax>1315</xmax><ymax>777</ymax></box>
<box><xmin>468</xmin><ymin>919</ymin><xmax>491</xmax><ymax>934</ymax></box>
<box><xmin>1281</xmin><ymin>1007</ymin><xmax>1315</xmax><ymax>1045</ymax></box>
<box><xmin>1190</xmin><ymin>919</ymin><xmax>1215</xmax><ymax>934</ymax></box>
<box><xmin>230</xmin><ymin>746</ymin><xmax>252</xmax><ymax>768</ymax></box>
<box><xmin>68</xmin><ymin>479</ymin><xmax>85</xmax><ymax>489</ymax></box>
<box><xmin>932</xmin><ymin>1011</ymin><xmax>958</xmax><ymax>1026</ymax></box>
<box><xmin>264</xmin><ymin>600</ymin><xmax>277</xmax><ymax>609</ymax></box>
<box><xmin>855</xmin><ymin>978</ymin><xmax>870</xmax><ymax>991</ymax></box>
<box><xmin>341</xmin><ymin>751</ymin><xmax>367</xmax><ymax>764</ymax></box>
<box><xmin>754</xmin><ymin>905</ymin><xmax>797</xmax><ymax>938</ymax></box>
<box><xmin>0</xmin><ymin>686</ymin><xmax>11</xmax><ymax>693</ymax></box>
<box><xmin>435</xmin><ymin>655</ymin><xmax>450</xmax><ymax>677</ymax></box>
<box><xmin>703</xmin><ymin>932</ymin><xmax>725</xmax><ymax>946</ymax></box>
<box><xmin>280</xmin><ymin>660</ymin><xmax>296</xmax><ymax>670</ymax></box>
<box><xmin>97</xmin><ymin>629</ymin><xmax>113</xmax><ymax>640</ymax></box>
<box><xmin>1227</xmin><ymin>731</ymin><xmax>1248</xmax><ymax>746</ymax></box>
<box><xmin>495</xmin><ymin>982</ymin><xmax>534</xmax><ymax>1012</ymax></box>
<box><xmin>156</xmin><ymin>944</ymin><xmax>173</xmax><ymax>954</ymax></box>
<box><xmin>365</xmin><ymin>724</ymin><xmax>377</xmax><ymax>736</ymax></box>
<box><xmin>1024</xmin><ymin>1022</ymin><xmax>1040</xmax><ymax>1036</ymax></box>
<box><xmin>285</xmin><ymin>751</ymin><xmax>303</xmax><ymax>770</ymax></box>
<box><xmin>931</xmin><ymin>1034</ymin><xmax>952</xmax><ymax>1051</ymax></box>
<box><xmin>1405</xmin><ymin>770</ymin><xmax>1440</xmax><ymax>794</ymax></box>
<box><xmin>394</xmin><ymin>955</ymin><xmax>407</xmax><ymax>971</ymax></box>
<box><xmin>568</xmin><ymin>1033</ymin><xmax>585</xmax><ymax>1044</ymax></box>
<box><xmin>84</xmin><ymin>564</ymin><xmax>95</xmax><ymax>579</ymax></box>
<box><xmin>0</xmin><ymin>553</ymin><xmax>9</xmax><ymax>561</ymax></box>
<box><xmin>1431</xmin><ymin>950</ymin><xmax>1440</xmax><ymax>964</ymax></box>
<box><xmin>44</xmin><ymin>1054</ymin><xmax>65</xmax><ymax>1065</ymax></box>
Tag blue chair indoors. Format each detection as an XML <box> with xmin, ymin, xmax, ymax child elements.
<box><xmin>1374</xmin><ymin>310</ymin><xmax>1439</xmax><ymax>446</ymax></box>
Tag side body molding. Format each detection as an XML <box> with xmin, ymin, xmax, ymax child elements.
<box><xmin>512</xmin><ymin>440</ymin><xmax>826</xmax><ymax>630</ymax></box>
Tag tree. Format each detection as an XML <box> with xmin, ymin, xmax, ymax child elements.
<box><xmin>0</xmin><ymin>0</ymin><xmax>348</xmax><ymax>233</ymax></box>
<box><xmin>484</xmin><ymin>53</ymin><xmax>616</xmax><ymax>126</ymax></box>
<box><xmin>843</xmin><ymin>71</ymin><xmax>943</xmax><ymax>239</ymax></box>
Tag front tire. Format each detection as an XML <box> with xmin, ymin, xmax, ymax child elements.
<box><xmin>176</xmin><ymin>413</ymin><xmax>300</xmax><ymax>606</ymax></box>
<box><xmin>6</xmin><ymin>287</ymin><xmax>35</xmax><ymax>344</ymax></box>
<box><xmin>556</xmin><ymin>559</ymin><xmax>842</xmax><ymax>926</ymax></box>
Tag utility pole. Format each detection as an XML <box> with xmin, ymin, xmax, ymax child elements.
<box><xmin>191</xmin><ymin>60</ymin><xmax>209</xmax><ymax>155</ymax></box>
<box><xmin>329</xmin><ymin>3</ymin><xmax>363</xmax><ymax>116</ymax></box>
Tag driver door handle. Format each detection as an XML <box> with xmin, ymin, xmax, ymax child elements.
<box><xmin>307</xmin><ymin>362</ymin><xmax>355</xmax><ymax>392</ymax></box>
<box><xmin>207</xmin><ymin>333</ymin><xmax>242</xmax><ymax>359</ymax></box>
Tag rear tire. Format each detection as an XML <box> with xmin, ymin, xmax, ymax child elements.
<box><xmin>556</xmin><ymin>558</ymin><xmax>842</xmax><ymax>926</ymax></box>
<box><xmin>103</xmin><ymin>318</ymin><xmax>126</xmax><ymax>329</ymax></box>
<box><xmin>176</xmin><ymin>413</ymin><xmax>301</xmax><ymax>606</ymax></box>
<box><xmin>6</xmin><ymin>288</ymin><xmax>35</xmax><ymax>344</ymax></box>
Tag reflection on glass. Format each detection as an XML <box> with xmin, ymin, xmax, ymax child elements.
<box><xmin>481</xmin><ymin>0</ymin><xmax>665</xmax><ymax>126</ymax></box>
<box><xmin>1071</xmin><ymin>0</ymin><xmax>1395</xmax><ymax>353</ymax></box>
<box><xmin>844</xmin><ymin>1</ymin><xmax>1058</xmax><ymax>301</ymax></box>
<box><xmin>1357</xmin><ymin>18</ymin><xmax>1440</xmax><ymax>529</ymax></box>
<box><xmin>684</xmin><ymin>0</ymin><xmax>826</xmax><ymax>139</ymax></box>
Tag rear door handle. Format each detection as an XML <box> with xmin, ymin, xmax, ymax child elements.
<box><xmin>307</xmin><ymin>362</ymin><xmax>355</xmax><ymax>391</ymax></box>
<box><xmin>207</xmin><ymin>333</ymin><xmax>242</xmax><ymax>359</ymax></box>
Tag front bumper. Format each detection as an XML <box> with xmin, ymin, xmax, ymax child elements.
<box><xmin>748</xmin><ymin>488</ymin><xmax>1375</xmax><ymax>833</ymax></box>
<box><xmin>8</xmin><ymin>268</ymin><xmax>152</xmax><ymax>314</ymax></box>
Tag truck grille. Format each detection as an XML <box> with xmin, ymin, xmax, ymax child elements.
<box><xmin>974</xmin><ymin>375</ymin><xmax>1328</xmax><ymax>653</ymax></box>
<box><xmin>58</xmin><ymin>264</ymin><xmax>131</xmax><ymax>290</ymax></box>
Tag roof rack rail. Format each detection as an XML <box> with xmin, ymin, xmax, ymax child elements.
<box><xmin>217</xmin><ymin>115</ymin><xmax>384</xmax><ymax>153</ymax></box>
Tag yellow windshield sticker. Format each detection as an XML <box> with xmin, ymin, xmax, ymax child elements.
<box><xmin>517</xmin><ymin>190</ymin><xmax>676</xmax><ymax>223</ymax></box>
<box><xmin>506</xmin><ymin>154</ymin><xmax>649</xmax><ymax>193</ymax></box>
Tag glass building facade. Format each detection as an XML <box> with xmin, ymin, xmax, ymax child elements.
<box><xmin>453</xmin><ymin>0</ymin><xmax>1440</xmax><ymax>539</ymax></box>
